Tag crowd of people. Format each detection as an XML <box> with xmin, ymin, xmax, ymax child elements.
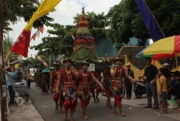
<box><xmin>5</xmin><ymin>56</ymin><xmax>180</xmax><ymax>121</ymax></box>
<box><xmin>33</xmin><ymin>57</ymin><xmax>129</xmax><ymax>121</ymax></box>
<box><xmin>5</xmin><ymin>67</ymin><xmax>33</xmax><ymax>104</ymax></box>
<box><xmin>140</xmin><ymin>57</ymin><xmax>180</xmax><ymax>114</ymax></box>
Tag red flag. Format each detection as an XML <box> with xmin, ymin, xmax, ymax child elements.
<box><xmin>10</xmin><ymin>30</ymin><xmax>31</xmax><ymax>57</ymax></box>
<box><xmin>39</xmin><ymin>27</ymin><xmax>44</xmax><ymax>33</ymax></box>
<box><xmin>31</xmin><ymin>33</ymin><xmax>37</xmax><ymax>40</ymax></box>
<box><xmin>10</xmin><ymin>0</ymin><xmax>61</xmax><ymax>57</ymax></box>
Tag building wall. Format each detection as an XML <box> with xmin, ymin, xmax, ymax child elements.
<box><xmin>95</xmin><ymin>37</ymin><xmax>150</xmax><ymax>57</ymax></box>
<box><xmin>95</xmin><ymin>38</ymin><xmax>117</xmax><ymax>57</ymax></box>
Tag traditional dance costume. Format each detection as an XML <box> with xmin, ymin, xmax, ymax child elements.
<box><xmin>60</xmin><ymin>68</ymin><xmax>78</xmax><ymax>112</ymax></box>
<box><xmin>111</xmin><ymin>67</ymin><xmax>125</xmax><ymax>107</ymax></box>
<box><xmin>78</xmin><ymin>71</ymin><xmax>94</xmax><ymax>109</ymax></box>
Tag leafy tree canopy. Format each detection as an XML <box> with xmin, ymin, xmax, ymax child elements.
<box><xmin>31</xmin><ymin>11</ymin><xmax>108</xmax><ymax>57</ymax></box>
<box><xmin>107</xmin><ymin>0</ymin><xmax>180</xmax><ymax>46</ymax></box>
<box><xmin>3</xmin><ymin>0</ymin><xmax>54</xmax><ymax>37</ymax></box>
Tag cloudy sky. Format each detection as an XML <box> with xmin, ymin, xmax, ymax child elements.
<box><xmin>9</xmin><ymin>0</ymin><xmax>120</xmax><ymax>58</ymax></box>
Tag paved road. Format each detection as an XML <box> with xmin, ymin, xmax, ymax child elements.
<box><xmin>29</xmin><ymin>82</ymin><xmax>179</xmax><ymax>121</ymax></box>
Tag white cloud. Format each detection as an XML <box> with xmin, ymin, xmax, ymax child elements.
<box><xmin>8</xmin><ymin>0</ymin><xmax>120</xmax><ymax>58</ymax></box>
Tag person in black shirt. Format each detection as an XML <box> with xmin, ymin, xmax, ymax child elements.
<box><xmin>171</xmin><ymin>71</ymin><xmax>180</xmax><ymax>111</ymax></box>
<box><xmin>124</xmin><ymin>63</ymin><xmax>134</xmax><ymax>99</ymax></box>
<box><xmin>141</xmin><ymin>57</ymin><xmax>159</xmax><ymax>109</ymax></box>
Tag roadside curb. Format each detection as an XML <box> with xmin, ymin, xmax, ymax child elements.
<box><xmin>8</xmin><ymin>99</ymin><xmax>44</xmax><ymax>121</ymax></box>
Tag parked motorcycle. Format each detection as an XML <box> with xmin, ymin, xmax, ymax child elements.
<box><xmin>133</xmin><ymin>80</ymin><xmax>146</xmax><ymax>99</ymax></box>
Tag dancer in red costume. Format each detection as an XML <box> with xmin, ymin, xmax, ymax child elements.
<box><xmin>110</xmin><ymin>56</ymin><xmax>134</xmax><ymax>116</ymax></box>
<box><xmin>77</xmin><ymin>61</ymin><xmax>103</xmax><ymax>120</ymax></box>
<box><xmin>50</xmin><ymin>61</ymin><xmax>64</xmax><ymax>112</ymax></box>
<box><xmin>56</xmin><ymin>58</ymin><xmax>79</xmax><ymax>121</ymax></box>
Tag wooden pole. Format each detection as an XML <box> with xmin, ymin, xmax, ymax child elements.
<box><xmin>4</xmin><ymin>52</ymin><xmax>12</xmax><ymax>65</ymax></box>
<box><xmin>0</xmin><ymin>0</ymin><xmax>8</xmax><ymax>120</ymax></box>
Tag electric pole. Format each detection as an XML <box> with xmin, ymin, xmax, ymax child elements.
<box><xmin>0</xmin><ymin>0</ymin><xmax>8</xmax><ymax>120</ymax></box>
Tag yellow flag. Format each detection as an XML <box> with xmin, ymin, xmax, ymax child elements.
<box><xmin>10</xmin><ymin>0</ymin><xmax>61</xmax><ymax>57</ymax></box>
<box><xmin>25</xmin><ymin>0</ymin><xmax>61</xmax><ymax>31</ymax></box>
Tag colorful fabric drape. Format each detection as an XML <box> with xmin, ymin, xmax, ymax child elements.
<box><xmin>10</xmin><ymin>0</ymin><xmax>61</xmax><ymax>57</ymax></box>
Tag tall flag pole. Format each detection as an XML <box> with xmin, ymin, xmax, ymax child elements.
<box><xmin>135</xmin><ymin>0</ymin><xmax>165</xmax><ymax>42</ymax></box>
<box><xmin>36</xmin><ymin>54</ymin><xmax>48</xmax><ymax>67</ymax></box>
<box><xmin>0</xmin><ymin>0</ymin><xmax>8</xmax><ymax>120</ymax></box>
<box><xmin>70</xmin><ymin>32</ymin><xmax>75</xmax><ymax>40</ymax></box>
<box><xmin>10</xmin><ymin>0</ymin><xmax>61</xmax><ymax>58</ymax></box>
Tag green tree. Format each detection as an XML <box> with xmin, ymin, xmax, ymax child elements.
<box><xmin>107</xmin><ymin>0</ymin><xmax>180</xmax><ymax>46</ymax></box>
<box><xmin>31</xmin><ymin>23</ymin><xmax>75</xmax><ymax>58</ymax></box>
<box><xmin>31</xmin><ymin>11</ymin><xmax>108</xmax><ymax>58</ymax></box>
<box><xmin>2</xmin><ymin>0</ymin><xmax>54</xmax><ymax>37</ymax></box>
<box><xmin>26</xmin><ymin>57</ymin><xmax>44</xmax><ymax>68</ymax></box>
<box><xmin>3</xmin><ymin>37</ymin><xmax>19</xmax><ymax>62</ymax></box>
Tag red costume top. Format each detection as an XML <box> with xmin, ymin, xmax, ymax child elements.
<box><xmin>77</xmin><ymin>71</ymin><xmax>93</xmax><ymax>95</ymax></box>
<box><xmin>111</xmin><ymin>67</ymin><xmax>125</xmax><ymax>91</ymax></box>
<box><xmin>60</xmin><ymin>68</ymin><xmax>77</xmax><ymax>96</ymax></box>
<box><xmin>50</xmin><ymin>69</ymin><xmax>60</xmax><ymax>92</ymax></box>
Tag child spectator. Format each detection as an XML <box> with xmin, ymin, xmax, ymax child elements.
<box><xmin>156</xmin><ymin>68</ymin><xmax>168</xmax><ymax>114</ymax></box>
<box><xmin>171</xmin><ymin>71</ymin><xmax>180</xmax><ymax>111</ymax></box>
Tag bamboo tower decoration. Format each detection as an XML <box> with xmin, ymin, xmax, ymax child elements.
<box><xmin>72</xmin><ymin>7</ymin><xmax>98</xmax><ymax>63</ymax></box>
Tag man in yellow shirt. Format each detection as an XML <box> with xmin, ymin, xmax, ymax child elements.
<box><xmin>26</xmin><ymin>69</ymin><xmax>33</xmax><ymax>89</ymax></box>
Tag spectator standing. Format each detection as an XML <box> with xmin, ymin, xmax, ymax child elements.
<box><xmin>34</xmin><ymin>69</ymin><xmax>41</xmax><ymax>86</ymax></box>
<box><xmin>124</xmin><ymin>63</ymin><xmax>134</xmax><ymax>99</ymax></box>
<box><xmin>5</xmin><ymin>67</ymin><xmax>17</xmax><ymax>104</ymax></box>
<box><xmin>163</xmin><ymin>63</ymin><xmax>173</xmax><ymax>100</ymax></box>
<box><xmin>141</xmin><ymin>57</ymin><xmax>159</xmax><ymax>109</ymax></box>
<box><xmin>26</xmin><ymin>69</ymin><xmax>32</xmax><ymax>89</ymax></box>
<box><xmin>171</xmin><ymin>71</ymin><xmax>180</xmax><ymax>111</ymax></box>
<box><xmin>156</xmin><ymin>68</ymin><xmax>168</xmax><ymax>114</ymax></box>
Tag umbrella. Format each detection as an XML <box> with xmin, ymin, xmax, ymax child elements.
<box><xmin>136</xmin><ymin>35</ymin><xmax>180</xmax><ymax>60</ymax></box>
<box><xmin>41</xmin><ymin>68</ymin><xmax>50</xmax><ymax>73</ymax></box>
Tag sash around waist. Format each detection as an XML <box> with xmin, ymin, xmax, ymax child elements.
<box><xmin>111</xmin><ymin>79</ymin><xmax>122</xmax><ymax>82</ymax></box>
<box><xmin>79</xmin><ymin>83</ymin><xmax>90</xmax><ymax>86</ymax></box>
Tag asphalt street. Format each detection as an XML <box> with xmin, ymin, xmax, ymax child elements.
<box><xmin>29</xmin><ymin>82</ymin><xmax>179</xmax><ymax>121</ymax></box>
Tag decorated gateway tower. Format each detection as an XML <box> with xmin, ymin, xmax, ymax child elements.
<box><xmin>71</xmin><ymin>7</ymin><xmax>98</xmax><ymax>63</ymax></box>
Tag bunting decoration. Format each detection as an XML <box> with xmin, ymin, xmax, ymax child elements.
<box><xmin>10</xmin><ymin>0</ymin><xmax>61</xmax><ymax>57</ymax></box>
<box><xmin>36</xmin><ymin>54</ymin><xmax>48</xmax><ymax>67</ymax></box>
<box><xmin>31</xmin><ymin>26</ymin><xmax>44</xmax><ymax>40</ymax></box>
